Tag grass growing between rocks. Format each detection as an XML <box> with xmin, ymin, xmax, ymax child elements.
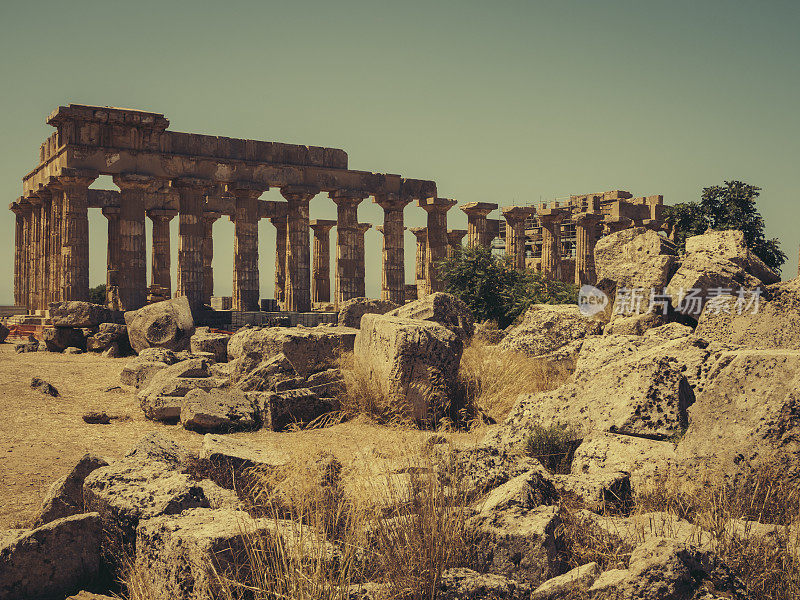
<box><xmin>525</xmin><ymin>422</ymin><xmax>583</xmax><ymax>474</ymax></box>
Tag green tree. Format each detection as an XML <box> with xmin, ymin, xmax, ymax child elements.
<box><xmin>437</xmin><ymin>245</ymin><xmax>577</xmax><ymax>328</ymax></box>
<box><xmin>662</xmin><ymin>180</ymin><xmax>785</xmax><ymax>272</ymax></box>
<box><xmin>88</xmin><ymin>284</ymin><xmax>106</xmax><ymax>306</ymax></box>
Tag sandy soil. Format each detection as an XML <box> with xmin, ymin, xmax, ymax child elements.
<box><xmin>0</xmin><ymin>343</ymin><xmax>482</xmax><ymax>528</ymax></box>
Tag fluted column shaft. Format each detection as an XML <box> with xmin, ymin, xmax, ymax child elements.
<box><xmin>446</xmin><ymin>230</ymin><xmax>467</xmax><ymax>258</ymax></box>
<box><xmin>573</xmin><ymin>213</ymin><xmax>603</xmax><ymax>286</ymax></box>
<box><xmin>461</xmin><ymin>203</ymin><xmax>497</xmax><ymax>248</ymax></box>
<box><xmin>102</xmin><ymin>206</ymin><xmax>122</xmax><ymax>308</ymax></box>
<box><xmin>375</xmin><ymin>195</ymin><xmax>411</xmax><ymax>304</ymax></box>
<box><xmin>49</xmin><ymin>186</ymin><xmax>64</xmax><ymax>304</ymax></box>
<box><xmin>281</xmin><ymin>186</ymin><xmax>318</xmax><ymax>312</ymax></box>
<box><xmin>231</xmin><ymin>184</ymin><xmax>264</xmax><ymax>312</ymax></box>
<box><xmin>59</xmin><ymin>171</ymin><xmax>97</xmax><ymax>302</ymax></box>
<box><xmin>202</xmin><ymin>212</ymin><xmax>220</xmax><ymax>307</ymax></box>
<box><xmin>331</xmin><ymin>191</ymin><xmax>367</xmax><ymax>307</ymax></box>
<box><xmin>420</xmin><ymin>198</ymin><xmax>456</xmax><ymax>295</ymax></box>
<box><xmin>39</xmin><ymin>193</ymin><xmax>52</xmax><ymax>310</ymax></box>
<box><xmin>270</xmin><ymin>216</ymin><xmax>287</xmax><ymax>306</ymax></box>
<box><xmin>29</xmin><ymin>200</ymin><xmax>42</xmax><ymax>310</ymax></box>
<box><xmin>505</xmin><ymin>217</ymin><xmax>527</xmax><ymax>271</ymax></box>
<box><xmin>114</xmin><ymin>174</ymin><xmax>156</xmax><ymax>311</ymax></box>
<box><xmin>20</xmin><ymin>205</ymin><xmax>31</xmax><ymax>310</ymax></box>
<box><xmin>355</xmin><ymin>223</ymin><xmax>371</xmax><ymax>298</ymax></box>
<box><xmin>539</xmin><ymin>213</ymin><xmax>565</xmax><ymax>279</ymax></box>
<box><xmin>173</xmin><ymin>177</ymin><xmax>211</xmax><ymax>311</ymax></box>
<box><xmin>310</xmin><ymin>221</ymin><xmax>335</xmax><ymax>304</ymax></box>
<box><xmin>148</xmin><ymin>209</ymin><xmax>177</xmax><ymax>299</ymax></box>
<box><xmin>410</xmin><ymin>228</ymin><xmax>427</xmax><ymax>296</ymax></box>
<box><xmin>11</xmin><ymin>205</ymin><xmax>23</xmax><ymax>307</ymax></box>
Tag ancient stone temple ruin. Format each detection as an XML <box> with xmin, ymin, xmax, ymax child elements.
<box><xmin>9</xmin><ymin>105</ymin><xmax>667</xmax><ymax>316</ymax></box>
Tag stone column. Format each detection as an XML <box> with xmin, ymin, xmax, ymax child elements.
<box><xmin>538</xmin><ymin>208</ymin><xmax>568</xmax><ymax>279</ymax></box>
<box><xmin>330</xmin><ymin>190</ymin><xmax>368</xmax><ymax>307</ymax></box>
<box><xmin>446</xmin><ymin>229</ymin><xmax>467</xmax><ymax>258</ymax></box>
<box><xmin>18</xmin><ymin>200</ymin><xmax>32</xmax><ymax>310</ymax></box>
<box><xmin>113</xmin><ymin>174</ymin><xmax>157</xmax><ymax>311</ymax></box>
<box><xmin>202</xmin><ymin>211</ymin><xmax>221</xmax><ymax>307</ymax></box>
<box><xmin>27</xmin><ymin>196</ymin><xmax>42</xmax><ymax>310</ymax></box>
<box><xmin>101</xmin><ymin>205</ymin><xmax>122</xmax><ymax>309</ymax></box>
<box><xmin>230</xmin><ymin>182</ymin><xmax>266</xmax><ymax>312</ymax></box>
<box><xmin>419</xmin><ymin>198</ymin><xmax>457</xmax><ymax>295</ymax></box>
<box><xmin>270</xmin><ymin>214</ymin><xmax>287</xmax><ymax>306</ymax></box>
<box><xmin>281</xmin><ymin>186</ymin><xmax>318</xmax><ymax>312</ymax></box>
<box><xmin>58</xmin><ymin>169</ymin><xmax>98</xmax><ymax>303</ymax></box>
<box><xmin>310</xmin><ymin>219</ymin><xmax>336</xmax><ymax>304</ymax></box>
<box><xmin>173</xmin><ymin>177</ymin><xmax>212</xmax><ymax>312</ymax></box>
<box><xmin>10</xmin><ymin>202</ymin><xmax>24</xmax><ymax>307</ymax></box>
<box><xmin>374</xmin><ymin>194</ymin><xmax>412</xmax><ymax>304</ymax></box>
<box><xmin>461</xmin><ymin>202</ymin><xmax>498</xmax><ymax>247</ymax></box>
<box><xmin>502</xmin><ymin>206</ymin><xmax>534</xmax><ymax>272</ymax></box>
<box><xmin>603</xmin><ymin>216</ymin><xmax>633</xmax><ymax>235</ymax></box>
<box><xmin>38</xmin><ymin>190</ymin><xmax>52</xmax><ymax>310</ymax></box>
<box><xmin>572</xmin><ymin>211</ymin><xmax>603</xmax><ymax>286</ymax></box>
<box><xmin>147</xmin><ymin>208</ymin><xmax>177</xmax><ymax>299</ymax></box>
<box><xmin>355</xmin><ymin>223</ymin><xmax>372</xmax><ymax>297</ymax></box>
<box><xmin>410</xmin><ymin>227</ymin><xmax>428</xmax><ymax>296</ymax></box>
<box><xmin>48</xmin><ymin>183</ymin><xmax>64</xmax><ymax>304</ymax></box>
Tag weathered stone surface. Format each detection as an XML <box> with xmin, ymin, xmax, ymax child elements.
<box><xmin>234</xmin><ymin>352</ymin><xmax>296</xmax><ymax>392</ymax></box>
<box><xmin>66</xmin><ymin>592</ymin><xmax>117</xmax><ymax>600</ymax></box>
<box><xmin>196</xmin><ymin>479</ymin><xmax>243</xmax><ymax>510</ymax></box>
<box><xmin>684</xmin><ymin>229</ymin><xmax>779</xmax><ymax>285</ymax></box>
<box><xmin>124</xmin><ymin>433</ymin><xmax>192</xmax><ymax>467</ymax></box>
<box><xmin>200</xmin><ymin>434</ymin><xmax>291</xmax><ymax>470</ymax></box>
<box><xmin>120</xmin><ymin>359</ymin><xmax>168</xmax><ymax>389</ymax></box>
<box><xmin>499</xmin><ymin>304</ymin><xmax>603</xmax><ymax>358</ymax></box>
<box><xmin>386</xmin><ymin>291</ymin><xmax>474</xmax><ymax>341</ymax></box>
<box><xmin>43</xmin><ymin>326</ymin><xmax>86</xmax><ymax>352</ymax></box>
<box><xmin>30</xmin><ymin>376</ymin><xmax>59</xmax><ymax>396</ymax></box>
<box><xmin>695</xmin><ymin>277</ymin><xmax>800</xmax><ymax>349</ymax></box>
<box><xmin>447</xmin><ymin>443</ymin><xmax>547</xmax><ymax>500</ymax></box>
<box><xmin>49</xmin><ymin>301</ymin><xmax>119</xmax><ymax>328</ymax></box>
<box><xmin>473</xmin><ymin>321</ymin><xmax>506</xmax><ymax>345</ymax></box>
<box><xmin>34</xmin><ymin>453</ymin><xmax>109</xmax><ymax>527</ymax></box>
<box><xmin>578</xmin><ymin>510</ymin><xmax>712</xmax><ymax>549</ymax></box>
<box><xmin>0</xmin><ymin>513</ymin><xmax>102</xmax><ymax>600</ymax></box>
<box><xmin>255</xmin><ymin>388</ymin><xmax>337</xmax><ymax>431</ymax></box>
<box><xmin>604</xmin><ymin>311</ymin><xmax>671</xmax><ymax>336</ymax></box>
<box><xmin>644</xmin><ymin>322</ymin><xmax>695</xmax><ymax>341</ymax></box>
<box><xmin>14</xmin><ymin>339</ymin><xmax>38</xmax><ymax>353</ymax></box>
<box><xmin>0</xmin><ymin>322</ymin><xmax>9</xmax><ymax>343</ymax></box>
<box><xmin>180</xmin><ymin>388</ymin><xmax>259</xmax><ymax>433</ymax></box>
<box><xmin>65</xmin><ymin>346</ymin><xmax>84</xmax><ymax>354</ymax></box>
<box><xmin>124</xmin><ymin>296</ymin><xmax>195</xmax><ymax>354</ymax></box>
<box><xmin>354</xmin><ymin>314</ymin><xmax>463</xmax><ymax>423</ymax></box>
<box><xmin>138</xmin><ymin>358</ymin><xmax>226</xmax><ymax>421</ymax></box>
<box><xmin>473</xmin><ymin>467</ymin><xmax>558</xmax><ymax>516</ymax></box>
<box><xmin>337</xmin><ymin>297</ymin><xmax>399</xmax><ymax>328</ymax></box>
<box><xmin>552</xmin><ymin>471</ymin><xmax>632</xmax><ymax>513</ymax></box>
<box><xmin>138</xmin><ymin>347</ymin><xmax>179</xmax><ymax>364</ymax></box>
<box><xmin>228</xmin><ymin>325</ymin><xmax>358</xmax><ymax>379</ymax></box>
<box><xmin>438</xmin><ymin>568</ymin><xmax>532</xmax><ymax>599</ymax></box>
<box><xmin>190</xmin><ymin>326</ymin><xmax>230</xmax><ymax>362</ymax></box>
<box><xmin>86</xmin><ymin>323</ymin><xmax>130</xmax><ymax>354</ymax></box>
<box><xmin>531</xmin><ymin>562</ymin><xmax>601</xmax><ymax>600</ymax></box>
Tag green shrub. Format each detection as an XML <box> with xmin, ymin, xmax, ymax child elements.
<box><xmin>525</xmin><ymin>422</ymin><xmax>582</xmax><ymax>474</ymax></box>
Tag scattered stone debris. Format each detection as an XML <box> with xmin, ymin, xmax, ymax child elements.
<box><xmin>30</xmin><ymin>377</ymin><xmax>59</xmax><ymax>397</ymax></box>
<box><xmin>83</xmin><ymin>411</ymin><xmax>112</xmax><ymax>424</ymax></box>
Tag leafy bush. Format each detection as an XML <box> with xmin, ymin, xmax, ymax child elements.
<box><xmin>89</xmin><ymin>284</ymin><xmax>106</xmax><ymax>306</ymax></box>
<box><xmin>525</xmin><ymin>422</ymin><xmax>582</xmax><ymax>474</ymax></box>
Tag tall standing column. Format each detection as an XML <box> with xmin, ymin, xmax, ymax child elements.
<box><xmin>281</xmin><ymin>186</ymin><xmax>318</xmax><ymax>313</ymax></box>
<box><xmin>147</xmin><ymin>209</ymin><xmax>177</xmax><ymax>299</ymax></box>
<box><xmin>173</xmin><ymin>177</ymin><xmax>212</xmax><ymax>312</ymax></box>
<box><xmin>10</xmin><ymin>202</ymin><xmax>24</xmax><ymax>307</ymax></box>
<box><xmin>446</xmin><ymin>229</ymin><xmax>467</xmax><ymax>258</ymax></box>
<box><xmin>28</xmin><ymin>195</ymin><xmax>42</xmax><ymax>310</ymax></box>
<box><xmin>202</xmin><ymin>211</ymin><xmax>221</xmax><ymax>307</ymax></box>
<box><xmin>410</xmin><ymin>227</ymin><xmax>428</xmax><ymax>297</ymax></box>
<box><xmin>419</xmin><ymin>197</ymin><xmax>457</xmax><ymax>295</ymax></box>
<box><xmin>102</xmin><ymin>206</ymin><xmax>122</xmax><ymax>309</ymax></box>
<box><xmin>330</xmin><ymin>190</ymin><xmax>368</xmax><ymax>307</ymax></box>
<box><xmin>114</xmin><ymin>174</ymin><xmax>157</xmax><ymax>311</ymax></box>
<box><xmin>502</xmin><ymin>207</ymin><xmax>534</xmax><ymax>272</ymax></box>
<box><xmin>230</xmin><ymin>183</ymin><xmax>266</xmax><ymax>312</ymax></box>
<box><xmin>38</xmin><ymin>189</ymin><xmax>52</xmax><ymax>310</ymax></box>
<box><xmin>310</xmin><ymin>219</ymin><xmax>336</xmax><ymax>304</ymax></box>
<box><xmin>374</xmin><ymin>194</ymin><xmax>412</xmax><ymax>304</ymax></box>
<box><xmin>59</xmin><ymin>169</ymin><xmax>98</xmax><ymax>303</ymax></box>
<box><xmin>538</xmin><ymin>208</ymin><xmax>568</xmax><ymax>279</ymax></box>
<box><xmin>355</xmin><ymin>223</ymin><xmax>372</xmax><ymax>298</ymax></box>
<box><xmin>49</xmin><ymin>183</ymin><xmax>64</xmax><ymax>304</ymax></box>
<box><xmin>460</xmin><ymin>202</ymin><xmax>498</xmax><ymax>247</ymax></box>
<box><xmin>18</xmin><ymin>200</ymin><xmax>32</xmax><ymax>310</ymax></box>
<box><xmin>572</xmin><ymin>212</ymin><xmax>603</xmax><ymax>286</ymax></box>
<box><xmin>270</xmin><ymin>213</ymin><xmax>288</xmax><ymax>306</ymax></box>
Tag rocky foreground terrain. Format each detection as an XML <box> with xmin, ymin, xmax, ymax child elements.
<box><xmin>1</xmin><ymin>228</ymin><xmax>798</xmax><ymax>600</ymax></box>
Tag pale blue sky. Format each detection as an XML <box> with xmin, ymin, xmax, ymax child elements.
<box><xmin>1</xmin><ymin>0</ymin><xmax>797</xmax><ymax>304</ymax></box>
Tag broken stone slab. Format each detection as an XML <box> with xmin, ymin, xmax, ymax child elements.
<box><xmin>190</xmin><ymin>326</ymin><xmax>231</xmax><ymax>362</ymax></box>
<box><xmin>552</xmin><ymin>471</ymin><xmax>632</xmax><ymax>513</ymax></box>
<box><xmin>124</xmin><ymin>296</ymin><xmax>195</xmax><ymax>354</ymax></box>
<box><xmin>43</xmin><ymin>326</ymin><xmax>86</xmax><ymax>352</ymax></box>
<box><xmin>180</xmin><ymin>388</ymin><xmax>260</xmax><ymax>433</ymax></box>
<box><xmin>65</xmin><ymin>346</ymin><xmax>84</xmax><ymax>354</ymax></box>
<box><xmin>446</xmin><ymin>443</ymin><xmax>547</xmax><ymax>500</ymax></box>
<box><xmin>386</xmin><ymin>291</ymin><xmax>474</xmax><ymax>342</ymax></box>
<box><xmin>604</xmin><ymin>311</ymin><xmax>672</xmax><ymax>336</ymax></box>
<box><xmin>49</xmin><ymin>301</ymin><xmax>121</xmax><ymax>328</ymax></box>
<box><xmin>124</xmin><ymin>433</ymin><xmax>193</xmax><ymax>467</ymax></box>
<box><xmin>354</xmin><ymin>314</ymin><xmax>463</xmax><ymax>424</ymax></box>
<box><xmin>87</xmin><ymin>323</ymin><xmax>130</xmax><ymax>354</ymax></box>
<box><xmin>14</xmin><ymin>339</ymin><xmax>39</xmax><ymax>353</ymax></box>
<box><xmin>438</xmin><ymin>567</ymin><xmax>532</xmax><ymax>599</ymax></box>
<box><xmin>499</xmin><ymin>304</ymin><xmax>604</xmax><ymax>358</ymax></box>
<box><xmin>34</xmin><ymin>453</ymin><xmax>109</xmax><ymax>527</ymax></box>
<box><xmin>138</xmin><ymin>347</ymin><xmax>179</xmax><ymax>364</ymax></box>
<box><xmin>684</xmin><ymin>229</ymin><xmax>780</xmax><ymax>285</ymax></box>
<box><xmin>253</xmin><ymin>388</ymin><xmax>337</xmax><ymax>431</ymax></box>
<box><xmin>234</xmin><ymin>352</ymin><xmax>296</xmax><ymax>392</ymax></box>
<box><xmin>530</xmin><ymin>562</ymin><xmax>601</xmax><ymax>600</ymax></box>
<box><xmin>578</xmin><ymin>510</ymin><xmax>712</xmax><ymax>550</ymax></box>
<box><xmin>473</xmin><ymin>466</ymin><xmax>558</xmax><ymax>516</ymax></box>
<box><xmin>200</xmin><ymin>434</ymin><xmax>291</xmax><ymax>471</ymax></box>
<box><xmin>138</xmin><ymin>358</ymin><xmax>224</xmax><ymax>421</ymax></box>
<box><xmin>0</xmin><ymin>513</ymin><xmax>102</xmax><ymax>600</ymax></box>
<box><xmin>196</xmin><ymin>479</ymin><xmax>243</xmax><ymax>510</ymax></box>
<box><xmin>30</xmin><ymin>376</ymin><xmax>59</xmax><ymax>396</ymax></box>
<box><xmin>120</xmin><ymin>360</ymin><xmax>168</xmax><ymax>389</ymax></box>
<box><xmin>337</xmin><ymin>297</ymin><xmax>399</xmax><ymax>328</ymax></box>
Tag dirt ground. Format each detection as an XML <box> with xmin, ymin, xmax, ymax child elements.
<box><xmin>0</xmin><ymin>343</ymin><xmax>482</xmax><ymax>529</ymax></box>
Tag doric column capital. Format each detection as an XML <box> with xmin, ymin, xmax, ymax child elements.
<box><xmin>447</xmin><ymin>229</ymin><xmax>467</xmax><ymax>245</ymax></box>
<box><xmin>410</xmin><ymin>227</ymin><xmax>428</xmax><ymax>241</ymax></box>
<box><xmin>461</xmin><ymin>202</ymin><xmax>498</xmax><ymax>218</ymax></box>
<box><xmin>228</xmin><ymin>181</ymin><xmax>268</xmax><ymax>199</ymax></box>
<box><xmin>202</xmin><ymin>211</ymin><xmax>221</xmax><ymax>225</ymax></box>
<box><xmin>58</xmin><ymin>168</ymin><xmax>99</xmax><ymax>189</ymax></box>
<box><xmin>147</xmin><ymin>208</ymin><xmax>178</xmax><ymax>221</ymax></box>
<box><xmin>310</xmin><ymin>219</ymin><xmax>336</xmax><ymax>234</ymax></box>
<box><xmin>418</xmin><ymin>197</ymin><xmax>457</xmax><ymax>214</ymax></box>
<box><xmin>330</xmin><ymin>189</ymin><xmax>368</xmax><ymax>206</ymax></box>
<box><xmin>113</xmin><ymin>173</ymin><xmax>161</xmax><ymax>191</ymax></box>
<box><xmin>373</xmin><ymin>193</ymin><xmax>412</xmax><ymax>212</ymax></box>
<box><xmin>9</xmin><ymin>200</ymin><xmax>26</xmax><ymax>215</ymax></box>
<box><xmin>502</xmin><ymin>206</ymin><xmax>535</xmax><ymax>225</ymax></box>
<box><xmin>536</xmin><ymin>207</ymin><xmax>568</xmax><ymax>227</ymax></box>
<box><xmin>281</xmin><ymin>185</ymin><xmax>319</xmax><ymax>203</ymax></box>
<box><xmin>572</xmin><ymin>211</ymin><xmax>604</xmax><ymax>226</ymax></box>
<box><xmin>356</xmin><ymin>222</ymin><xmax>372</xmax><ymax>234</ymax></box>
<box><xmin>101</xmin><ymin>205</ymin><xmax>121</xmax><ymax>219</ymax></box>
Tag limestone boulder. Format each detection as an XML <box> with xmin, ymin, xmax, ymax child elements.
<box><xmin>124</xmin><ymin>432</ymin><xmax>192</xmax><ymax>467</ymax></box>
<box><xmin>190</xmin><ymin>326</ymin><xmax>231</xmax><ymax>362</ymax></box>
<box><xmin>438</xmin><ymin>568</ymin><xmax>531</xmax><ymax>600</ymax></box>
<box><xmin>604</xmin><ymin>311</ymin><xmax>671</xmax><ymax>336</ymax></box>
<box><xmin>499</xmin><ymin>304</ymin><xmax>603</xmax><ymax>359</ymax></box>
<box><xmin>531</xmin><ymin>562</ymin><xmax>601</xmax><ymax>600</ymax></box>
<box><xmin>234</xmin><ymin>352</ymin><xmax>296</xmax><ymax>392</ymax></box>
<box><xmin>120</xmin><ymin>360</ymin><xmax>168</xmax><ymax>389</ymax></box>
<box><xmin>446</xmin><ymin>443</ymin><xmax>548</xmax><ymax>500</ymax></box>
<box><xmin>124</xmin><ymin>296</ymin><xmax>195</xmax><ymax>354</ymax></box>
<box><xmin>0</xmin><ymin>322</ymin><xmax>9</xmax><ymax>343</ymax></box>
<box><xmin>386</xmin><ymin>291</ymin><xmax>474</xmax><ymax>341</ymax></box>
<box><xmin>49</xmin><ymin>301</ymin><xmax>120</xmax><ymax>328</ymax></box>
<box><xmin>473</xmin><ymin>467</ymin><xmax>558</xmax><ymax>516</ymax></box>
<box><xmin>138</xmin><ymin>347</ymin><xmax>179</xmax><ymax>364</ymax></box>
<box><xmin>200</xmin><ymin>434</ymin><xmax>290</xmax><ymax>471</ymax></box>
<box><xmin>34</xmin><ymin>453</ymin><xmax>109</xmax><ymax>527</ymax></box>
<box><xmin>684</xmin><ymin>229</ymin><xmax>780</xmax><ymax>284</ymax></box>
<box><xmin>253</xmin><ymin>388</ymin><xmax>337</xmax><ymax>431</ymax></box>
<box><xmin>180</xmin><ymin>388</ymin><xmax>259</xmax><ymax>433</ymax></box>
<box><xmin>0</xmin><ymin>513</ymin><xmax>102</xmax><ymax>600</ymax></box>
<box><xmin>354</xmin><ymin>314</ymin><xmax>463</xmax><ymax>424</ymax></box>
<box><xmin>552</xmin><ymin>471</ymin><xmax>632</xmax><ymax>513</ymax></box>
<box><xmin>14</xmin><ymin>338</ymin><xmax>39</xmax><ymax>353</ymax></box>
<box><xmin>578</xmin><ymin>510</ymin><xmax>712</xmax><ymax>550</ymax></box>
<box><xmin>86</xmin><ymin>323</ymin><xmax>130</xmax><ymax>354</ymax></box>
<box><xmin>337</xmin><ymin>297</ymin><xmax>399</xmax><ymax>328</ymax></box>
<box><xmin>43</xmin><ymin>326</ymin><xmax>86</xmax><ymax>352</ymax></box>
<box><xmin>138</xmin><ymin>358</ymin><xmax>226</xmax><ymax>422</ymax></box>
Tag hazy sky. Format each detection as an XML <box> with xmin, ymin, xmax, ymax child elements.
<box><xmin>1</xmin><ymin>0</ymin><xmax>798</xmax><ymax>305</ymax></box>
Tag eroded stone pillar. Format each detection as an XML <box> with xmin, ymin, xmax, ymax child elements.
<box><xmin>502</xmin><ymin>206</ymin><xmax>534</xmax><ymax>272</ymax></box>
<box><xmin>446</xmin><ymin>229</ymin><xmax>467</xmax><ymax>258</ymax></box>
<box><xmin>202</xmin><ymin>211</ymin><xmax>220</xmax><ymax>307</ymax></box>
<box><xmin>420</xmin><ymin>197</ymin><xmax>457</xmax><ymax>295</ymax></box>
<box><xmin>102</xmin><ymin>205</ymin><xmax>122</xmax><ymax>309</ymax></box>
<box><xmin>10</xmin><ymin>202</ymin><xmax>24</xmax><ymax>307</ymax></box>
<box><xmin>310</xmin><ymin>219</ymin><xmax>336</xmax><ymax>304</ymax></box>
<box><xmin>230</xmin><ymin>182</ymin><xmax>266</xmax><ymax>312</ymax></box>
<box><xmin>38</xmin><ymin>189</ymin><xmax>53</xmax><ymax>310</ymax></box>
<box><xmin>355</xmin><ymin>223</ymin><xmax>372</xmax><ymax>298</ymax></box>
<box><xmin>48</xmin><ymin>183</ymin><xmax>64</xmax><ymax>304</ymax></box>
<box><xmin>330</xmin><ymin>190</ymin><xmax>367</xmax><ymax>307</ymax></box>
<box><xmin>461</xmin><ymin>202</ymin><xmax>498</xmax><ymax>247</ymax></box>
<box><xmin>18</xmin><ymin>200</ymin><xmax>32</xmax><ymax>310</ymax></box>
<box><xmin>114</xmin><ymin>174</ymin><xmax>157</xmax><ymax>311</ymax></box>
<box><xmin>59</xmin><ymin>169</ymin><xmax>97</xmax><ymax>303</ymax></box>
<box><xmin>538</xmin><ymin>208</ymin><xmax>568</xmax><ymax>279</ymax></box>
<box><xmin>374</xmin><ymin>194</ymin><xmax>412</xmax><ymax>304</ymax></box>
<box><xmin>27</xmin><ymin>195</ymin><xmax>42</xmax><ymax>310</ymax></box>
<box><xmin>173</xmin><ymin>177</ymin><xmax>212</xmax><ymax>312</ymax></box>
<box><xmin>410</xmin><ymin>227</ymin><xmax>428</xmax><ymax>296</ymax></box>
<box><xmin>281</xmin><ymin>186</ymin><xmax>318</xmax><ymax>312</ymax></box>
<box><xmin>148</xmin><ymin>208</ymin><xmax>177</xmax><ymax>299</ymax></box>
<box><xmin>270</xmin><ymin>214</ymin><xmax>287</xmax><ymax>306</ymax></box>
<box><xmin>572</xmin><ymin>211</ymin><xmax>603</xmax><ymax>286</ymax></box>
